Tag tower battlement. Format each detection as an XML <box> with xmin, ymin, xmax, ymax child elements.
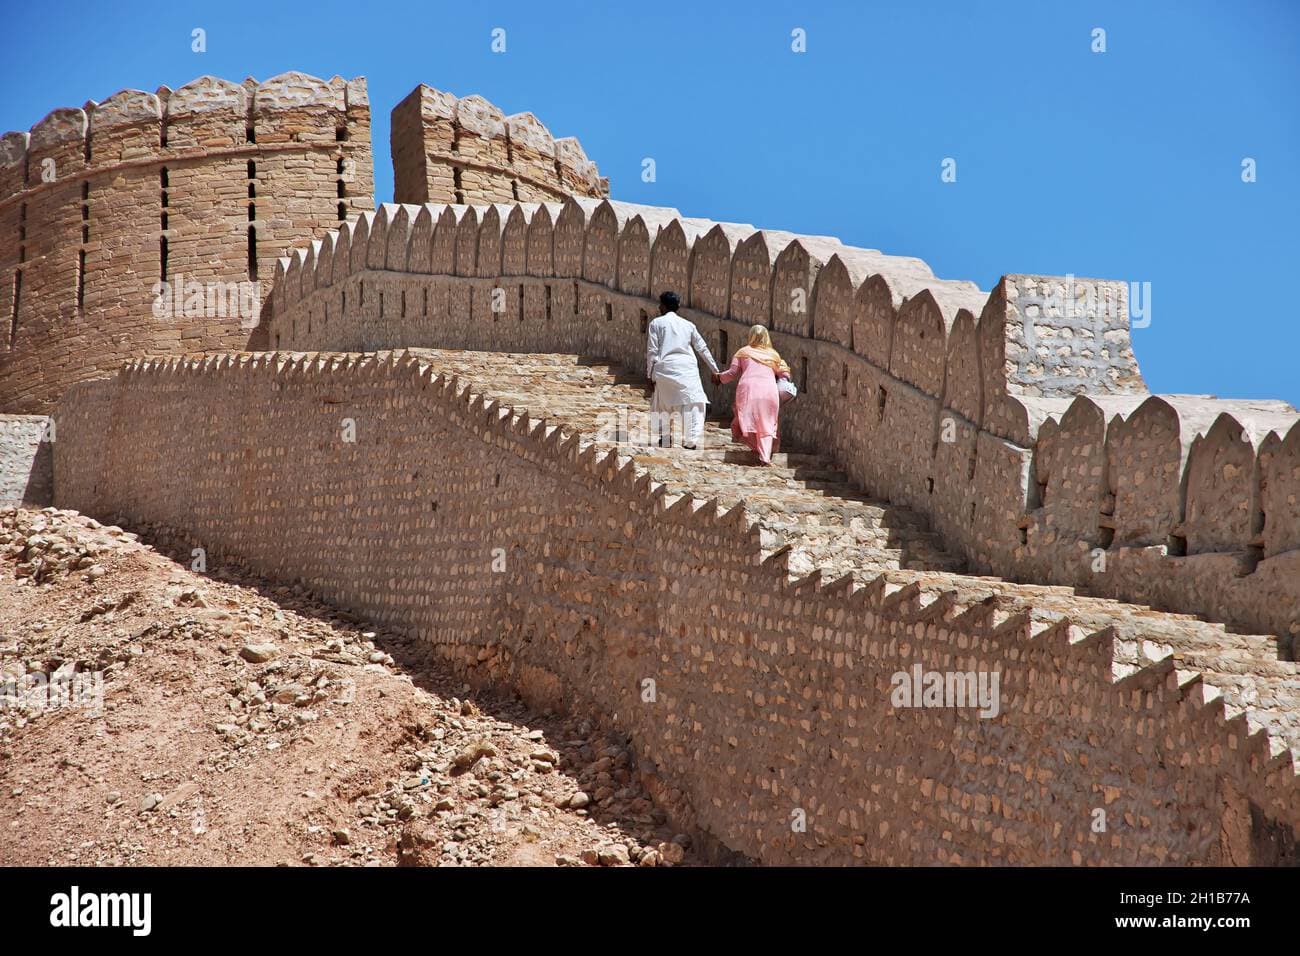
<box><xmin>0</xmin><ymin>72</ymin><xmax>375</xmax><ymax>413</ymax></box>
<box><xmin>390</xmin><ymin>84</ymin><xmax>607</xmax><ymax>207</ymax></box>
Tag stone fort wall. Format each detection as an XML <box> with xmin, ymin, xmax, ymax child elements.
<box><xmin>51</xmin><ymin>350</ymin><xmax>1300</xmax><ymax>865</ymax></box>
<box><xmin>391</xmin><ymin>85</ymin><xmax>607</xmax><ymax>207</ymax></box>
<box><xmin>258</xmin><ymin>199</ymin><xmax>1300</xmax><ymax>644</ymax></box>
<box><xmin>13</xmin><ymin>63</ymin><xmax>1299</xmax><ymax>865</ymax></box>
<box><xmin>0</xmin><ymin>72</ymin><xmax>376</xmax><ymax>414</ymax></box>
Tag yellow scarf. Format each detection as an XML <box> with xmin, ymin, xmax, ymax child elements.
<box><xmin>737</xmin><ymin>345</ymin><xmax>790</xmax><ymax>376</ymax></box>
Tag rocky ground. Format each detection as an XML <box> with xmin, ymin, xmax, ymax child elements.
<box><xmin>0</xmin><ymin>507</ymin><xmax>696</xmax><ymax>867</ymax></box>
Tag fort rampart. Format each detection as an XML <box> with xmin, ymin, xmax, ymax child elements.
<box><xmin>52</xmin><ymin>350</ymin><xmax>1300</xmax><ymax>865</ymax></box>
<box><xmin>0</xmin><ymin>72</ymin><xmax>376</xmax><ymax>413</ymax></box>
<box><xmin>12</xmin><ymin>67</ymin><xmax>1300</xmax><ymax>867</ymax></box>
<box><xmin>257</xmin><ymin>199</ymin><xmax>1300</xmax><ymax>643</ymax></box>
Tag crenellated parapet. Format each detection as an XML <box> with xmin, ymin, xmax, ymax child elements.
<box><xmin>52</xmin><ymin>346</ymin><xmax>1300</xmax><ymax>864</ymax></box>
<box><xmin>0</xmin><ymin>71</ymin><xmax>375</xmax><ymax>413</ymax></box>
<box><xmin>390</xmin><ymin>84</ymin><xmax>607</xmax><ymax>207</ymax></box>
<box><xmin>260</xmin><ymin>196</ymin><xmax>1300</xmax><ymax>640</ymax></box>
<box><xmin>16</xmin><ymin>63</ymin><xmax>1297</xmax><ymax>868</ymax></box>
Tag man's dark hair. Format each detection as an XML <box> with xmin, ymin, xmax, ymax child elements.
<box><xmin>659</xmin><ymin>291</ymin><xmax>680</xmax><ymax>313</ymax></box>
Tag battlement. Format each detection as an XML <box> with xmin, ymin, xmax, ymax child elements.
<box><xmin>51</xmin><ymin>347</ymin><xmax>1300</xmax><ymax>865</ymax></box>
<box><xmin>0</xmin><ymin>72</ymin><xmax>376</xmax><ymax>413</ymax></box>
<box><xmin>260</xmin><ymin>198</ymin><xmax>1300</xmax><ymax>641</ymax></box>
<box><xmin>390</xmin><ymin>84</ymin><xmax>608</xmax><ymax>207</ymax></box>
<box><xmin>11</xmin><ymin>62</ymin><xmax>1298</xmax><ymax>871</ymax></box>
<box><xmin>1</xmin><ymin>73</ymin><xmax>370</xmax><ymax>197</ymax></box>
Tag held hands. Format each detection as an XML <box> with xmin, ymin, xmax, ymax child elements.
<box><xmin>711</xmin><ymin>371</ymin><xmax>722</xmax><ymax>384</ymax></box>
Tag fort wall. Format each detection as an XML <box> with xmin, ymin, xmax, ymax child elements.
<box><xmin>390</xmin><ymin>85</ymin><xmax>607</xmax><ymax>207</ymax></box>
<box><xmin>0</xmin><ymin>414</ymin><xmax>51</xmax><ymax>507</ymax></box>
<box><xmin>0</xmin><ymin>72</ymin><xmax>375</xmax><ymax>413</ymax></box>
<box><xmin>259</xmin><ymin>199</ymin><xmax>1300</xmax><ymax>643</ymax></box>
<box><xmin>53</xmin><ymin>350</ymin><xmax>1300</xmax><ymax>865</ymax></box>
<box><xmin>13</xmin><ymin>65</ymin><xmax>1297</xmax><ymax>868</ymax></box>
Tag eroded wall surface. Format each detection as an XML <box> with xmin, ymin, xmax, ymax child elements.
<box><xmin>0</xmin><ymin>414</ymin><xmax>51</xmax><ymax>507</ymax></box>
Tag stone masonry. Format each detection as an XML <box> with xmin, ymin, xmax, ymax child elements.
<box><xmin>53</xmin><ymin>349</ymin><xmax>1300</xmax><ymax>865</ymax></box>
<box><xmin>7</xmin><ymin>69</ymin><xmax>1298</xmax><ymax>866</ymax></box>
<box><xmin>0</xmin><ymin>414</ymin><xmax>51</xmax><ymax>507</ymax></box>
<box><xmin>259</xmin><ymin>200</ymin><xmax>1300</xmax><ymax>644</ymax></box>
<box><xmin>0</xmin><ymin>72</ymin><xmax>375</xmax><ymax>414</ymax></box>
<box><xmin>391</xmin><ymin>85</ymin><xmax>607</xmax><ymax>207</ymax></box>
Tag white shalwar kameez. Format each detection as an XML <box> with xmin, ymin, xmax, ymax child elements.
<box><xmin>645</xmin><ymin>310</ymin><xmax>719</xmax><ymax>448</ymax></box>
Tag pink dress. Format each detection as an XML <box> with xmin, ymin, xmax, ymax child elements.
<box><xmin>718</xmin><ymin>352</ymin><xmax>788</xmax><ymax>464</ymax></box>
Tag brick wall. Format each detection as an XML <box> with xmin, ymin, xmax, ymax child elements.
<box><xmin>259</xmin><ymin>199</ymin><xmax>1300</xmax><ymax>643</ymax></box>
<box><xmin>52</xmin><ymin>351</ymin><xmax>1300</xmax><ymax>865</ymax></box>
<box><xmin>0</xmin><ymin>72</ymin><xmax>375</xmax><ymax>414</ymax></box>
<box><xmin>390</xmin><ymin>85</ymin><xmax>607</xmax><ymax>207</ymax></box>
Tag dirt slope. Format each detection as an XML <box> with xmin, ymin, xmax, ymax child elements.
<box><xmin>0</xmin><ymin>507</ymin><xmax>696</xmax><ymax>867</ymax></box>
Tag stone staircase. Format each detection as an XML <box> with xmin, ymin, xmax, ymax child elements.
<box><xmin>403</xmin><ymin>348</ymin><xmax>1300</xmax><ymax>765</ymax></box>
<box><xmin>411</xmin><ymin>349</ymin><xmax>964</xmax><ymax>579</ymax></box>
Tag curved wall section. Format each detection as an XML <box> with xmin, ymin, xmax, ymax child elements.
<box><xmin>0</xmin><ymin>72</ymin><xmax>375</xmax><ymax>413</ymax></box>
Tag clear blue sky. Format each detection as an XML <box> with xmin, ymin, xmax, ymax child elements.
<box><xmin>2</xmin><ymin>1</ymin><xmax>1297</xmax><ymax>404</ymax></box>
